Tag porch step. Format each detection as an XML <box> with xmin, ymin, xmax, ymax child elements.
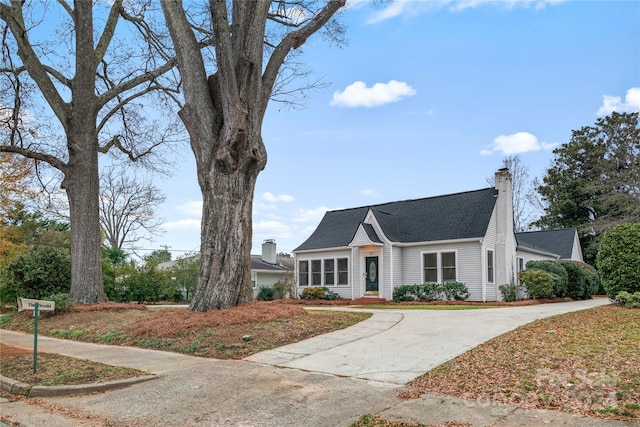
<box><xmin>351</xmin><ymin>297</ymin><xmax>387</xmax><ymax>305</ymax></box>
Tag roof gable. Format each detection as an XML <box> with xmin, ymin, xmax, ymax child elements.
<box><xmin>294</xmin><ymin>188</ymin><xmax>497</xmax><ymax>251</ymax></box>
<box><xmin>515</xmin><ymin>228</ymin><xmax>578</xmax><ymax>259</ymax></box>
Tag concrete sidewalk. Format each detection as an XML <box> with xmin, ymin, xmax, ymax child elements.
<box><xmin>1</xmin><ymin>297</ymin><xmax>635</xmax><ymax>427</ymax></box>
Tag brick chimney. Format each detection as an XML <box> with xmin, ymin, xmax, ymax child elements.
<box><xmin>494</xmin><ymin>168</ymin><xmax>517</xmax><ymax>286</ymax></box>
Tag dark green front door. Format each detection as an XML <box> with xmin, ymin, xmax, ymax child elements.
<box><xmin>365</xmin><ymin>256</ymin><xmax>379</xmax><ymax>294</ymax></box>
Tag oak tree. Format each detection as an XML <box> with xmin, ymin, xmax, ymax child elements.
<box><xmin>162</xmin><ymin>0</ymin><xmax>346</xmax><ymax>310</ymax></box>
<box><xmin>0</xmin><ymin>1</ymin><xmax>178</xmax><ymax>303</ymax></box>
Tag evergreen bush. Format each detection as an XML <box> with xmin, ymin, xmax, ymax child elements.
<box><xmin>597</xmin><ymin>223</ymin><xmax>640</xmax><ymax>298</ymax></box>
<box><xmin>518</xmin><ymin>269</ymin><xmax>554</xmax><ymax>299</ymax></box>
<box><xmin>526</xmin><ymin>260</ymin><xmax>568</xmax><ymax>297</ymax></box>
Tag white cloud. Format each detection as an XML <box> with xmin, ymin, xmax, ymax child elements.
<box><xmin>359</xmin><ymin>188</ymin><xmax>379</xmax><ymax>197</ymax></box>
<box><xmin>291</xmin><ymin>207</ymin><xmax>332</xmax><ymax>223</ymax></box>
<box><xmin>175</xmin><ymin>200</ymin><xmax>202</xmax><ymax>216</ymax></box>
<box><xmin>367</xmin><ymin>0</ymin><xmax>565</xmax><ymax>23</ymax></box>
<box><xmin>162</xmin><ymin>218</ymin><xmax>201</xmax><ymax>231</ymax></box>
<box><xmin>481</xmin><ymin>132</ymin><xmax>555</xmax><ymax>156</ymax></box>
<box><xmin>597</xmin><ymin>87</ymin><xmax>640</xmax><ymax>116</ymax></box>
<box><xmin>262</xmin><ymin>192</ymin><xmax>295</xmax><ymax>203</ymax></box>
<box><xmin>253</xmin><ymin>220</ymin><xmax>293</xmax><ymax>239</ymax></box>
<box><xmin>330</xmin><ymin>80</ymin><xmax>416</xmax><ymax>108</ymax></box>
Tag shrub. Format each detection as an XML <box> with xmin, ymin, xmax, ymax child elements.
<box><xmin>393</xmin><ymin>285</ymin><xmax>416</xmax><ymax>302</ymax></box>
<box><xmin>557</xmin><ymin>260</ymin><xmax>593</xmax><ymax>299</ymax></box>
<box><xmin>392</xmin><ymin>282</ymin><xmax>469</xmax><ymax>302</ymax></box>
<box><xmin>614</xmin><ymin>291</ymin><xmax>640</xmax><ymax>308</ymax></box>
<box><xmin>518</xmin><ymin>269</ymin><xmax>554</xmax><ymax>299</ymax></box>
<box><xmin>597</xmin><ymin>223</ymin><xmax>640</xmax><ymax>299</ymax></box>
<box><xmin>499</xmin><ymin>283</ymin><xmax>518</xmax><ymax>302</ymax></box>
<box><xmin>299</xmin><ymin>286</ymin><xmax>339</xmax><ymax>300</ymax></box>
<box><xmin>441</xmin><ymin>282</ymin><xmax>470</xmax><ymax>301</ymax></box>
<box><xmin>46</xmin><ymin>292</ymin><xmax>72</xmax><ymax>311</ymax></box>
<box><xmin>272</xmin><ymin>281</ymin><xmax>294</xmax><ymax>299</ymax></box>
<box><xmin>1</xmin><ymin>246</ymin><xmax>71</xmax><ymax>303</ymax></box>
<box><xmin>257</xmin><ymin>287</ymin><xmax>275</xmax><ymax>301</ymax></box>
<box><xmin>526</xmin><ymin>260</ymin><xmax>569</xmax><ymax>297</ymax></box>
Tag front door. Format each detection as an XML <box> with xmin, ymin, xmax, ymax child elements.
<box><xmin>365</xmin><ymin>256</ymin><xmax>379</xmax><ymax>294</ymax></box>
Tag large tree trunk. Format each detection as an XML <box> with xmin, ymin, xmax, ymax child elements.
<box><xmin>63</xmin><ymin>128</ymin><xmax>106</xmax><ymax>304</ymax></box>
<box><xmin>189</xmin><ymin>156</ymin><xmax>260</xmax><ymax>310</ymax></box>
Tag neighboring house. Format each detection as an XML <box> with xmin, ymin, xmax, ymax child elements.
<box><xmin>158</xmin><ymin>240</ymin><xmax>293</xmax><ymax>299</ymax></box>
<box><xmin>293</xmin><ymin>169</ymin><xmax>584</xmax><ymax>302</ymax></box>
<box><xmin>250</xmin><ymin>239</ymin><xmax>294</xmax><ymax>297</ymax></box>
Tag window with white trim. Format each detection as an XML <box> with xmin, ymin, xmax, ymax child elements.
<box><xmin>423</xmin><ymin>251</ymin><xmax>457</xmax><ymax>283</ymax></box>
<box><xmin>424</xmin><ymin>253</ymin><xmax>437</xmax><ymax>282</ymax></box>
<box><xmin>311</xmin><ymin>260</ymin><xmax>322</xmax><ymax>285</ymax></box>
<box><xmin>298</xmin><ymin>257</ymin><xmax>349</xmax><ymax>286</ymax></box>
<box><xmin>487</xmin><ymin>250</ymin><xmax>494</xmax><ymax>283</ymax></box>
<box><xmin>324</xmin><ymin>259</ymin><xmax>335</xmax><ymax>285</ymax></box>
<box><xmin>337</xmin><ymin>258</ymin><xmax>348</xmax><ymax>285</ymax></box>
<box><xmin>516</xmin><ymin>257</ymin><xmax>525</xmax><ymax>284</ymax></box>
<box><xmin>298</xmin><ymin>260</ymin><xmax>309</xmax><ymax>286</ymax></box>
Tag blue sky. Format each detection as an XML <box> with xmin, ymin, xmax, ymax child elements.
<box><xmin>152</xmin><ymin>0</ymin><xmax>640</xmax><ymax>258</ymax></box>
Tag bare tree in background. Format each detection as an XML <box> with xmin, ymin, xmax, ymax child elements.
<box><xmin>99</xmin><ymin>167</ymin><xmax>166</xmax><ymax>251</ymax></box>
<box><xmin>0</xmin><ymin>1</ymin><xmax>179</xmax><ymax>303</ymax></box>
<box><xmin>487</xmin><ymin>155</ymin><xmax>539</xmax><ymax>232</ymax></box>
<box><xmin>162</xmin><ymin>0</ymin><xmax>347</xmax><ymax>310</ymax></box>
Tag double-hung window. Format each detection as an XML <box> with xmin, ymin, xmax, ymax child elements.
<box><xmin>311</xmin><ymin>260</ymin><xmax>322</xmax><ymax>285</ymax></box>
<box><xmin>337</xmin><ymin>258</ymin><xmax>348</xmax><ymax>285</ymax></box>
<box><xmin>423</xmin><ymin>252</ymin><xmax>457</xmax><ymax>282</ymax></box>
<box><xmin>423</xmin><ymin>253</ymin><xmax>438</xmax><ymax>282</ymax></box>
<box><xmin>324</xmin><ymin>259</ymin><xmax>335</xmax><ymax>285</ymax></box>
<box><xmin>298</xmin><ymin>261</ymin><xmax>309</xmax><ymax>286</ymax></box>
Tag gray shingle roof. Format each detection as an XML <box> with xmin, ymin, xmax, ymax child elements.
<box><xmin>295</xmin><ymin>188</ymin><xmax>498</xmax><ymax>251</ymax></box>
<box><xmin>250</xmin><ymin>255</ymin><xmax>291</xmax><ymax>271</ymax></box>
<box><xmin>515</xmin><ymin>228</ymin><xmax>577</xmax><ymax>259</ymax></box>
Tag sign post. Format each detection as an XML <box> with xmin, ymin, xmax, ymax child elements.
<box><xmin>33</xmin><ymin>303</ymin><xmax>39</xmax><ymax>374</ymax></box>
<box><xmin>17</xmin><ymin>298</ymin><xmax>55</xmax><ymax>375</ymax></box>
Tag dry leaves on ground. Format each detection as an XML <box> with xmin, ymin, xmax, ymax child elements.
<box><xmin>407</xmin><ymin>305</ymin><xmax>640</xmax><ymax>422</ymax></box>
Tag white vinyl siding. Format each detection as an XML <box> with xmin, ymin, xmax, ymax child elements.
<box><xmin>403</xmin><ymin>242</ymin><xmax>483</xmax><ymax>301</ymax></box>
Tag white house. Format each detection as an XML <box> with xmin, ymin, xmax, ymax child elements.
<box><xmin>250</xmin><ymin>239</ymin><xmax>293</xmax><ymax>297</ymax></box>
<box><xmin>293</xmin><ymin>169</ymin><xmax>583</xmax><ymax>302</ymax></box>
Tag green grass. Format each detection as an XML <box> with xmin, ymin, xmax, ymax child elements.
<box><xmin>358</xmin><ymin>304</ymin><xmax>503</xmax><ymax>310</ymax></box>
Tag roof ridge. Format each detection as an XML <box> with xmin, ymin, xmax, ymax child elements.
<box><xmin>328</xmin><ymin>187</ymin><xmax>496</xmax><ymax>214</ymax></box>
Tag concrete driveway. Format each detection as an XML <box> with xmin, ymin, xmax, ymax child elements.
<box><xmin>247</xmin><ymin>298</ymin><xmax>611</xmax><ymax>384</ymax></box>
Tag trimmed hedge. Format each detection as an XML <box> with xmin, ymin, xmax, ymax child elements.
<box><xmin>526</xmin><ymin>260</ymin><xmax>568</xmax><ymax>297</ymax></box>
<box><xmin>518</xmin><ymin>269</ymin><xmax>555</xmax><ymax>299</ymax></box>
<box><xmin>392</xmin><ymin>282</ymin><xmax>469</xmax><ymax>302</ymax></box>
<box><xmin>557</xmin><ymin>260</ymin><xmax>597</xmax><ymax>299</ymax></box>
<box><xmin>597</xmin><ymin>223</ymin><xmax>640</xmax><ymax>299</ymax></box>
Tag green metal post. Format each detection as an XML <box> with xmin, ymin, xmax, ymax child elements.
<box><xmin>33</xmin><ymin>302</ymin><xmax>39</xmax><ymax>374</ymax></box>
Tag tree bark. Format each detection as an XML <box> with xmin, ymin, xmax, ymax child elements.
<box><xmin>63</xmin><ymin>129</ymin><xmax>105</xmax><ymax>304</ymax></box>
<box><xmin>162</xmin><ymin>0</ymin><xmax>345</xmax><ymax>311</ymax></box>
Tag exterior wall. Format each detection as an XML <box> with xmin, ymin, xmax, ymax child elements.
<box><xmin>295</xmin><ymin>249</ymin><xmax>354</xmax><ymax>299</ymax></box>
<box><xmin>570</xmin><ymin>233</ymin><xmax>584</xmax><ymax>262</ymax></box>
<box><xmin>483</xmin><ymin>207</ymin><xmax>498</xmax><ymax>301</ymax></box>
<box><xmin>252</xmin><ymin>271</ymin><xmax>288</xmax><ymax>298</ymax></box>
<box><xmin>400</xmin><ymin>241</ymin><xmax>484</xmax><ymax>301</ymax></box>
<box><xmin>392</xmin><ymin>245</ymin><xmax>403</xmax><ymax>291</ymax></box>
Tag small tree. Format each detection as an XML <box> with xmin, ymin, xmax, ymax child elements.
<box><xmin>597</xmin><ymin>223</ymin><xmax>640</xmax><ymax>298</ymax></box>
<box><xmin>1</xmin><ymin>246</ymin><xmax>71</xmax><ymax>303</ymax></box>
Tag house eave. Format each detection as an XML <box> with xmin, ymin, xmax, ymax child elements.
<box><xmin>395</xmin><ymin>237</ymin><xmax>483</xmax><ymax>247</ymax></box>
<box><xmin>517</xmin><ymin>245</ymin><xmax>560</xmax><ymax>259</ymax></box>
<box><xmin>293</xmin><ymin>246</ymin><xmax>351</xmax><ymax>254</ymax></box>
